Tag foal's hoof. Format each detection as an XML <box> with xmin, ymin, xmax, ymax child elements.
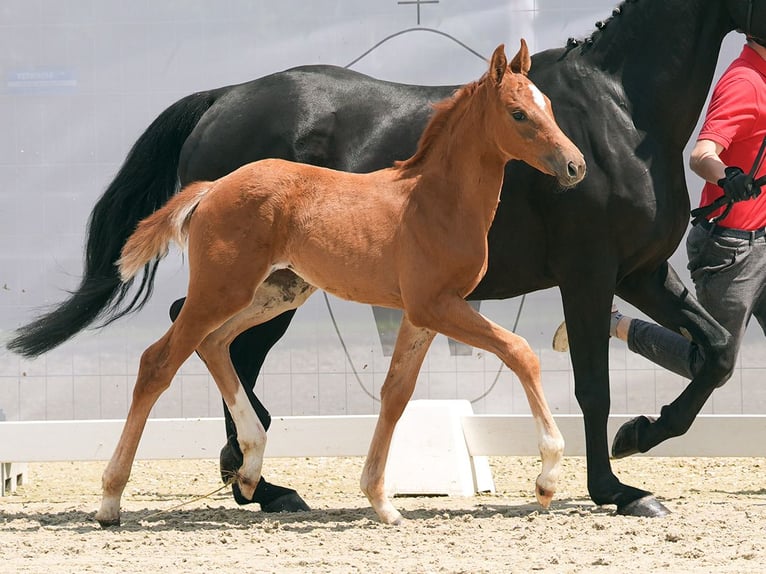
<box><xmin>95</xmin><ymin>516</ymin><xmax>121</xmax><ymax>528</ymax></box>
<box><xmin>378</xmin><ymin>510</ymin><xmax>405</xmax><ymax>526</ymax></box>
<box><xmin>535</xmin><ymin>484</ymin><xmax>555</xmax><ymax>509</ymax></box>
<box><xmin>611</xmin><ymin>415</ymin><xmax>655</xmax><ymax>459</ymax></box>
<box><xmin>616</xmin><ymin>495</ymin><xmax>670</xmax><ymax>518</ymax></box>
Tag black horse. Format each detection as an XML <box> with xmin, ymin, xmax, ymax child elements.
<box><xmin>9</xmin><ymin>0</ymin><xmax>765</xmax><ymax>517</ymax></box>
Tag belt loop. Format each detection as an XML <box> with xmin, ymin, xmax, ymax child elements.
<box><xmin>749</xmin><ymin>230</ymin><xmax>755</xmax><ymax>245</ymax></box>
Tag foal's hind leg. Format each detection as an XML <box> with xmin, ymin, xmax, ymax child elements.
<box><xmin>196</xmin><ymin>270</ymin><xmax>316</xmax><ymax>501</ymax></box>
<box><xmin>360</xmin><ymin>315</ymin><xmax>436</xmax><ymax>524</ymax></box>
<box><xmin>170</xmin><ymin>283</ymin><xmax>311</xmax><ymax>511</ymax></box>
<box><xmin>95</xmin><ymin>313</ymin><xmax>222</xmax><ymax>527</ymax></box>
<box><xmin>406</xmin><ymin>296</ymin><xmax>564</xmax><ymax>508</ymax></box>
<box><xmin>96</xmin><ymin>268</ymin><xmax>295</xmax><ymax>527</ymax></box>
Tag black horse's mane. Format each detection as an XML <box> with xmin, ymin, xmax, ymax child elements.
<box><xmin>564</xmin><ymin>0</ymin><xmax>639</xmax><ymax>52</ymax></box>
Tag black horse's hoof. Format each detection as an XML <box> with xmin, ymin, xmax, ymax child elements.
<box><xmin>221</xmin><ymin>441</ymin><xmax>310</xmax><ymax>512</ymax></box>
<box><xmin>232</xmin><ymin>482</ymin><xmax>259</xmax><ymax>506</ymax></box>
<box><xmin>616</xmin><ymin>495</ymin><xmax>670</xmax><ymax>517</ymax></box>
<box><xmin>611</xmin><ymin>415</ymin><xmax>655</xmax><ymax>459</ymax></box>
<box><xmin>220</xmin><ymin>440</ymin><xmax>243</xmax><ymax>484</ymax></box>
<box><xmin>232</xmin><ymin>482</ymin><xmax>311</xmax><ymax>512</ymax></box>
<box><xmin>260</xmin><ymin>492</ymin><xmax>311</xmax><ymax>513</ymax></box>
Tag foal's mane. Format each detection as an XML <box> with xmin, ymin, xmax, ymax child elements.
<box><xmin>394</xmin><ymin>75</ymin><xmax>486</xmax><ymax>171</ymax></box>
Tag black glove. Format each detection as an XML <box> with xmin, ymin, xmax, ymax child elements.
<box><xmin>717</xmin><ymin>166</ymin><xmax>758</xmax><ymax>202</ymax></box>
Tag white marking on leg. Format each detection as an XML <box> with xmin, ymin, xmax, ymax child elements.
<box><xmin>95</xmin><ymin>494</ymin><xmax>122</xmax><ymax>526</ymax></box>
<box><xmin>229</xmin><ymin>385</ymin><xmax>267</xmax><ymax>499</ymax></box>
<box><xmin>533</xmin><ymin>415</ymin><xmax>565</xmax><ymax>508</ymax></box>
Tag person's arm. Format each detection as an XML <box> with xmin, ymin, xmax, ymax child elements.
<box><xmin>690</xmin><ymin>138</ymin><xmax>756</xmax><ymax>201</ymax></box>
<box><xmin>689</xmin><ymin>138</ymin><xmax>726</xmax><ymax>184</ymax></box>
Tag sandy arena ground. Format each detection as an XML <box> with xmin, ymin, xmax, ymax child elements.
<box><xmin>1</xmin><ymin>456</ymin><xmax>765</xmax><ymax>573</ymax></box>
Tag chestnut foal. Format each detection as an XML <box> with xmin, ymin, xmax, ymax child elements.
<box><xmin>97</xmin><ymin>41</ymin><xmax>585</xmax><ymax>527</ymax></box>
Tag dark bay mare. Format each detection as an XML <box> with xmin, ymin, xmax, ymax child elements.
<box><xmin>8</xmin><ymin>0</ymin><xmax>765</xmax><ymax>517</ymax></box>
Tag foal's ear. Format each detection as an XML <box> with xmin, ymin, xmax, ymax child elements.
<box><xmin>489</xmin><ymin>44</ymin><xmax>507</xmax><ymax>85</ymax></box>
<box><xmin>509</xmin><ymin>38</ymin><xmax>531</xmax><ymax>76</ymax></box>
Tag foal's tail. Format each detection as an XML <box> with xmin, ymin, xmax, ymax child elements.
<box><xmin>118</xmin><ymin>182</ymin><xmax>211</xmax><ymax>282</ymax></box>
<box><xmin>7</xmin><ymin>90</ymin><xmax>218</xmax><ymax>358</ymax></box>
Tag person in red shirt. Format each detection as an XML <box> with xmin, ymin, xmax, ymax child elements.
<box><xmin>554</xmin><ymin>35</ymin><xmax>766</xmax><ymax>384</ymax></box>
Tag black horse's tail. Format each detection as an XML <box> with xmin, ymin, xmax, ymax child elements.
<box><xmin>7</xmin><ymin>90</ymin><xmax>219</xmax><ymax>358</ymax></box>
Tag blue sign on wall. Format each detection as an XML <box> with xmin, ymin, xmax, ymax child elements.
<box><xmin>6</xmin><ymin>69</ymin><xmax>77</xmax><ymax>93</ymax></box>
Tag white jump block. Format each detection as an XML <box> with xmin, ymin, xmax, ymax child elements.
<box><xmin>1</xmin><ymin>462</ymin><xmax>28</xmax><ymax>496</ymax></box>
<box><xmin>386</xmin><ymin>400</ymin><xmax>495</xmax><ymax>497</ymax></box>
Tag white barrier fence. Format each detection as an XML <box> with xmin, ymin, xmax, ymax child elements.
<box><xmin>2</xmin><ymin>401</ymin><xmax>765</xmax><ymax>496</ymax></box>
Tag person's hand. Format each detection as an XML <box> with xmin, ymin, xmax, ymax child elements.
<box><xmin>717</xmin><ymin>166</ymin><xmax>759</xmax><ymax>202</ymax></box>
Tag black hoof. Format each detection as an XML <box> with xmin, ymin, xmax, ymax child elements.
<box><xmin>221</xmin><ymin>441</ymin><xmax>310</xmax><ymax>512</ymax></box>
<box><xmin>232</xmin><ymin>482</ymin><xmax>259</xmax><ymax>506</ymax></box>
<box><xmin>260</xmin><ymin>492</ymin><xmax>311</xmax><ymax>513</ymax></box>
<box><xmin>220</xmin><ymin>440</ymin><xmax>243</xmax><ymax>484</ymax></box>
<box><xmin>611</xmin><ymin>415</ymin><xmax>655</xmax><ymax>459</ymax></box>
<box><xmin>169</xmin><ymin>297</ymin><xmax>185</xmax><ymax>321</ymax></box>
<box><xmin>232</xmin><ymin>481</ymin><xmax>311</xmax><ymax>512</ymax></box>
<box><xmin>616</xmin><ymin>495</ymin><xmax>670</xmax><ymax>517</ymax></box>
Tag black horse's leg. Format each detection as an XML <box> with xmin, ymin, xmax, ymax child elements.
<box><xmin>612</xmin><ymin>262</ymin><xmax>734</xmax><ymax>457</ymax></box>
<box><xmin>560</xmin><ymin>282</ymin><xmax>669</xmax><ymax>517</ymax></box>
<box><xmin>169</xmin><ymin>298</ymin><xmax>310</xmax><ymax>512</ymax></box>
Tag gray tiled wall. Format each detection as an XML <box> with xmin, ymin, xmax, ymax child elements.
<box><xmin>0</xmin><ymin>1</ymin><xmax>760</xmax><ymax>422</ymax></box>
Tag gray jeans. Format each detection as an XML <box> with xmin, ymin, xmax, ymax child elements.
<box><xmin>627</xmin><ymin>222</ymin><xmax>766</xmax><ymax>380</ymax></box>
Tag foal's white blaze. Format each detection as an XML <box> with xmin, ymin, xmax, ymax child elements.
<box><xmin>229</xmin><ymin>384</ymin><xmax>267</xmax><ymax>497</ymax></box>
<box><xmin>528</xmin><ymin>83</ymin><xmax>547</xmax><ymax>113</ymax></box>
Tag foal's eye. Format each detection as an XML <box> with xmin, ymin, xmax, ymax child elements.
<box><xmin>511</xmin><ymin>110</ymin><xmax>527</xmax><ymax>121</ymax></box>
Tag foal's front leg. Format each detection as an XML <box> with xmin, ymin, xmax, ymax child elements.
<box><xmin>407</xmin><ymin>295</ymin><xmax>564</xmax><ymax>508</ymax></box>
<box><xmin>361</xmin><ymin>315</ymin><xmax>435</xmax><ymax>524</ymax></box>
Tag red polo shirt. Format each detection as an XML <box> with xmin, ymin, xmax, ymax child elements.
<box><xmin>698</xmin><ymin>44</ymin><xmax>766</xmax><ymax>230</ymax></box>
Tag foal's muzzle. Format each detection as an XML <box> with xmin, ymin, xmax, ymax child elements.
<box><xmin>555</xmin><ymin>154</ymin><xmax>586</xmax><ymax>188</ymax></box>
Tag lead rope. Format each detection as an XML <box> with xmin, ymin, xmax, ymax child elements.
<box><xmin>690</xmin><ymin>135</ymin><xmax>766</xmax><ymax>226</ymax></box>
<box><xmin>323</xmin><ymin>291</ymin><xmax>527</xmax><ymax>404</ymax></box>
<box><xmin>122</xmin><ymin>479</ymin><xmax>234</xmax><ymax>525</ymax></box>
